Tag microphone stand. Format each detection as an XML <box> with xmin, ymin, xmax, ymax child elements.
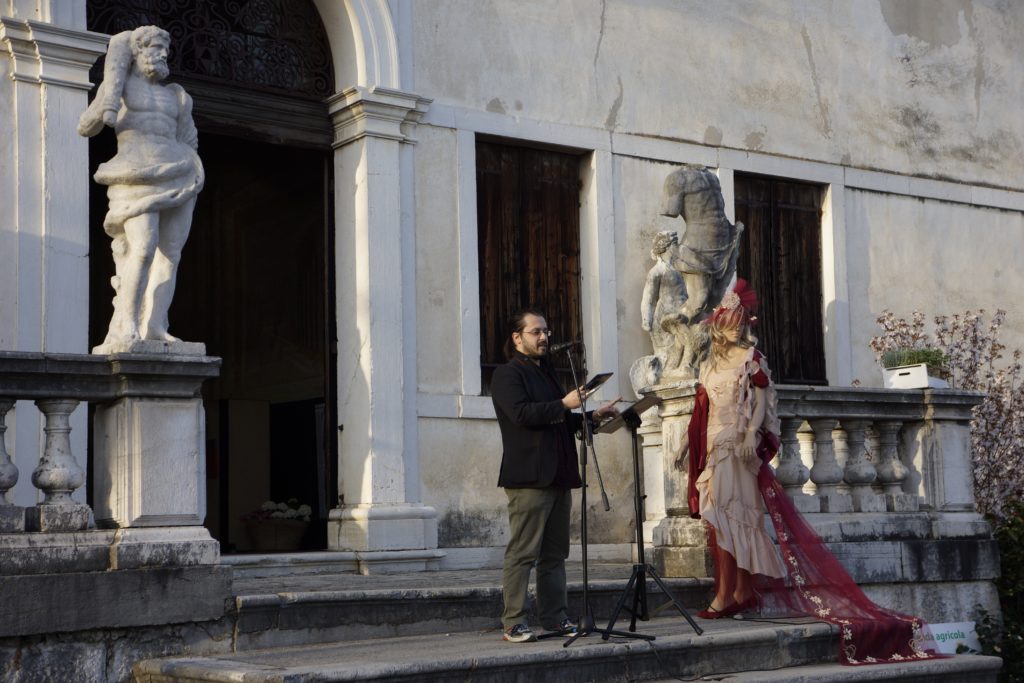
<box><xmin>554</xmin><ymin>345</ymin><xmax>652</xmax><ymax>647</ymax></box>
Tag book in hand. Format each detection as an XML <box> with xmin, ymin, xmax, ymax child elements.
<box><xmin>581</xmin><ymin>372</ymin><xmax>613</xmax><ymax>393</ymax></box>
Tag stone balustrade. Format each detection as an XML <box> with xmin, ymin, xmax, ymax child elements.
<box><xmin>643</xmin><ymin>380</ymin><xmax>993</xmax><ymax>604</ymax></box>
<box><xmin>0</xmin><ymin>351</ymin><xmax>234</xmax><ymax>641</ymax></box>
<box><xmin>772</xmin><ymin>384</ymin><xmax>984</xmax><ymax>515</ymax></box>
<box><xmin>0</xmin><ymin>350</ymin><xmax>220</xmax><ymax>539</ymax></box>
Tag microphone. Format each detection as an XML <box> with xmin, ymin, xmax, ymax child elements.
<box><xmin>548</xmin><ymin>339</ymin><xmax>583</xmax><ymax>353</ymax></box>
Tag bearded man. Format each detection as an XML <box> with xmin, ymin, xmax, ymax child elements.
<box><xmin>79</xmin><ymin>25</ymin><xmax>205</xmax><ymax>349</ymax></box>
<box><xmin>490</xmin><ymin>308</ymin><xmax>620</xmax><ymax>642</ymax></box>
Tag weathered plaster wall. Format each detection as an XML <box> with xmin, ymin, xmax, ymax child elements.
<box><xmin>613</xmin><ymin>155</ymin><xmax>689</xmax><ymax>384</ymax></box>
<box><xmin>419</xmin><ymin>415</ymin><xmax>637</xmax><ymax>549</ymax></box>
<box><xmin>846</xmin><ymin>189</ymin><xmax>1024</xmax><ymax>386</ymax></box>
<box><xmin>414</xmin><ymin>125</ymin><xmax>463</xmax><ymax>395</ymax></box>
<box><xmin>0</xmin><ymin>55</ymin><xmax>16</xmax><ymax>353</ymax></box>
<box><xmin>412</xmin><ymin>0</ymin><xmax>1023</xmax><ymax>189</ymax></box>
<box><xmin>409</xmin><ymin>2</ymin><xmax>1024</xmax><ymax>552</ymax></box>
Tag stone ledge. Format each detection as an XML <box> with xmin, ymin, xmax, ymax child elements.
<box><xmin>0</xmin><ymin>528</ymin><xmax>220</xmax><ymax>575</ymax></box>
<box><xmin>0</xmin><ymin>565</ymin><xmax>232</xmax><ymax>637</ymax></box>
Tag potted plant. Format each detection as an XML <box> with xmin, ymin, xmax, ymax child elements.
<box><xmin>880</xmin><ymin>347</ymin><xmax>950</xmax><ymax>389</ymax></box>
<box><xmin>241</xmin><ymin>498</ymin><xmax>312</xmax><ymax>552</ymax></box>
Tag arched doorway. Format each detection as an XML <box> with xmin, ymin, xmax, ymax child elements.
<box><xmin>86</xmin><ymin>0</ymin><xmax>337</xmax><ymax>553</ymax></box>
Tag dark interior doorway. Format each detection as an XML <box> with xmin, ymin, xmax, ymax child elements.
<box><xmin>88</xmin><ymin>133</ymin><xmax>337</xmax><ymax>553</ymax></box>
<box><xmin>86</xmin><ymin>0</ymin><xmax>338</xmax><ymax>553</ymax></box>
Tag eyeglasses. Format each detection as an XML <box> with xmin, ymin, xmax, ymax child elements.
<box><xmin>521</xmin><ymin>328</ymin><xmax>552</xmax><ymax>337</ymax></box>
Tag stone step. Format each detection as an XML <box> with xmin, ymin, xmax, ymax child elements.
<box><xmin>229</xmin><ymin>565</ymin><xmax>712</xmax><ymax>650</ymax></box>
<box><xmin>650</xmin><ymin>654</ymin><xmax>1002</xmax><ymax>682</ymax></box>
<box><xmin>133</xmin><ymin>617</ymin><xmax>998</xmax><ymax>683</ymax></box>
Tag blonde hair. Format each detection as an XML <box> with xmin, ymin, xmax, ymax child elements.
<box><xmin>706</xmin><ymin>306</ymin><xmax>757</xmax><ymax>369</ymax></box>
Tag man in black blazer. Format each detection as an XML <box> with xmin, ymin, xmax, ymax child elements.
<box><xmin>491</xmin><ymin>308</ymin><xmax>619</xmax><ymax>642</ymax></box>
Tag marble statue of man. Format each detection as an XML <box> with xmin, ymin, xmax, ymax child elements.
<box><xmin>78</xmin><ymin>25</ymin><xmax>204</xmax><ymax>352</ymax></box>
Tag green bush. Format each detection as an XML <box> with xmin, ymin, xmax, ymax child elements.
<box><xmin>981</xmin><ymin>500</ymin><xmax>1024</xmax><ymax>680</ymax></box>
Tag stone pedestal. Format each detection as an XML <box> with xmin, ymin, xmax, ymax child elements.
<box><xmin>907</xmin><ymin>391</ymin><xmax>980</xmax><ymax>512</ymax></box>
<box><xmin>92</xmin><ymin>339</ymin><xmax>206</xmax><ymax>356</ymax></box>
<box><xmin>330</xmin><ymin>503</ymin><xmax>440</xmax><ymax>573</ymax></box>
<box><xmin>638</xmin><ymin>379</ymin><xmax>712</xmax><ymax>578</ymax></box>
<box><xmin>93</xmin><ymin>396</ymin><xmax>207</xmax><ymax>527</ymax></box>
<box><xmin>638</xmin><ymin>415</ymin><xmax>665</xmax><ymax>546</ymax></box>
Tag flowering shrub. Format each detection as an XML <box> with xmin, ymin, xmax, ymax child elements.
<box><xmin>870</xmin><ymin>309</ymin><xmax>1024</xmax><ymax>523</ymax></box>
<box><xmin>241</xmin><ymin>498</ymin><xmax>312</xmax><ymax>522</ymax></box>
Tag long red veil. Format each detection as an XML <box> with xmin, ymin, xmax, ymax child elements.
<box><xmin>687</xmin><ymin>381</ymin><xmax>942</xmax><ymax>665</ymax></box>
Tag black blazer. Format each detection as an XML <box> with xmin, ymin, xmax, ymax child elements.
<box><xmin>491</xmin><ymin>354</ymin><xmax>584</xmax><ymax>488</ymax></box>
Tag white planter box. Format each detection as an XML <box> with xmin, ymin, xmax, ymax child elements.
<box><xmin>883</xmin><ymin>363</ymin><xmax>949</xmax><ymax>390</ymax></box>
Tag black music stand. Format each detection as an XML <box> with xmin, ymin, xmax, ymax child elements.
<box><xmin>544</xmin><ymin>356</ymin><xmax>652</xmax><ymax>647</ymax></box>
<box><xmin>597</xmin><ymin>395</ymin><xmax>703</xmax><ymax>638</ymax></box>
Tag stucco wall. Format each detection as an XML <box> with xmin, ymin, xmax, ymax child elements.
<box><xmin>846</xmin><ymin>189</ymin><xmax>1024</xmax><ymax>385</ymax></box>
<box><xmin>0</xmin><ymin>56</ymin><xmax>15</xmax><ymax>352</ymax></box>
<box><xmin>414</xmin><ymin>125</ymin><xmax>465</xmax><ymax>394</ymax></box>
<box><xmin>419</xmin><ymin>415</ymin><xmax>637</xmax><ymax>548</ymax></box>
<box><xmin>411</xmin><ymin>0</ymin><xmax>1023</xmax><ymax>190</ymax></box>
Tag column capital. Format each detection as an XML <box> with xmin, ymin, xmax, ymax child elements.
<box><xmin>0</xmin><ymin>18</ymin><xmax>107</xmax><ymax>89</ymax></box>
<box><xmin>327</xmin><ymin>85</ymin><xmax>431</xmax><ymax>148</ymax></box>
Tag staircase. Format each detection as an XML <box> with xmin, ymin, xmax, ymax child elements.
<box><xmin>132</xmin><ymin>555</ymin><xmax>1001</xmax><ymax>682</ymax></box>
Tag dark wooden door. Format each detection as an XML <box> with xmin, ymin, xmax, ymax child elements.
<box><xmin>734</xmin><ymin>174</ymin><xmax>827</xmax><ymax>385</ymax></box>
<box><xmin>476</xmin><ymin>141</ymin><xmax>584</xmax><ymax>391</ymax></box>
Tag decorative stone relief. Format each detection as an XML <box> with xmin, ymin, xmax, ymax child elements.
<box><xmin>78</xmin><ymin>26</ymin><xmax>205</xmax><ymax>355</ymax></box>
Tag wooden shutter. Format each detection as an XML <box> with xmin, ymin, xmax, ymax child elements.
<box><xmin>734</xmin><ymin>174</ymin><xmax>827</xmax><ymax>384</ymax></box>
<box><xmin>476</xmin><ymin>141</ymin><xmax>584</xmax><ymax>392</ymax></box>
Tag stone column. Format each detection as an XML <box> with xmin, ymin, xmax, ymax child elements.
<box><xmin>807</xmin><ymin>418</ymin><xmax>852</xmax><ymax>512</ymax></box>
<box><xmin>0</xmin><ymin>19</ymin><xmax>107</xmax><ymax>509</ymax></box>
<box><xmin>0</xmin><ymin>400</ymin><xmax>24</xmax><ymax>531</ymax></box>
<box><xmin>639</xmin><ymin>410</ymin><xmax>665</xmax><ymax>546</ymax></box>
<box><xmin>327</xmin><ymin>86</ymin><xmax>442</xmax><ymax>573</ymax></box>
<box><xmin>27</xmin><ymin>399</ymin><xmax>90</xmax><ymax>531</ymax></box>
<box><xmin>873</xmin><ymin>420</ymin><xmax>917</xmax><ymax>512</ymax></box>
<box><xmin>647</xmin><ymin>380</ymin><xmax>712</xmax><ymax>578</ymax></box>
<box><xmin>841</xmin><ymin>419</ymin><xmax>884</xmax><ymax>512</ymax></box>
<box><xmin>775</xmin><ymin>417</ymin><xmax>815</xmax><ymax>512</ymax></box>
<box><xmin>806</xmin><ymin>417</ymin><xmax>847</xmax><ymax>511</ymax></box>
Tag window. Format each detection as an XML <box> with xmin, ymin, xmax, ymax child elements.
<box><xmin>734</xmin><ymin>174</ymin><xmax>827</xmax><ymax>384</ymax></box>
<box><xmin>476</xmin><ymin>140</ymin><xmax>584</xmax><ymax>392</ymax></box>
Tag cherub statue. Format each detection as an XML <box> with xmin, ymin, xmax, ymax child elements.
<box><xmin>641</xmin><ymin>230</ymin><xmax>689</xmax><ymax>378</ymax></box>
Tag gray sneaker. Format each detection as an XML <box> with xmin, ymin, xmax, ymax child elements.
<box><xmin>503</xmin><ymin>623</ymin><xmax>537</xmax><ymax>643</ymax></box>
<box><xmin>544</xmin><ymin>618</ymin><xmax>579</xmax><ymax>636</ymax></box>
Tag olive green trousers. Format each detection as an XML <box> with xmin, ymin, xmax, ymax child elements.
<box><xmin>501</xmin><ymin>486</ymin><xmax>572</xmax><ymax>630</ymax></box>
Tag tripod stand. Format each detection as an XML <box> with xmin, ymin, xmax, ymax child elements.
<box><xmin>600</xmin><ymin>398</ymin><xmax>703</xmax><ymax>639</ymax></box>
<box><xmin>552</xmin><ymin>348</ymin><xmax>654</xmax><ymax>647</ymax></box>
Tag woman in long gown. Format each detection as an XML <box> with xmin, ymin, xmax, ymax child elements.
<box><xmin>692</xmin><ymin>286</ymin><xmax>785</xmax><ymax>617</ymax></box>
<box><xmin>685</xmin><ymin>281</ymin><xmax>941</xmax><ymax>665</ymax></box>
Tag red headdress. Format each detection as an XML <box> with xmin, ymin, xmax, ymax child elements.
<box><xmin>707</xmin><ymin>278</ymin><xmax>758</xmax><ymax>326</ymax></box>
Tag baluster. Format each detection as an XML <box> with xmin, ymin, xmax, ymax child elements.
<box><xmin>775</xmin><ymin>418</ymin><xmax>817</xmax><ymax>512</ymax></box>
<box><xmin>842</xmin><ymin>419</ymin><xmax>884</xmax><ymax>512</ymax></box>
<box><xmin>796</xmin><ymin>424</ymin><xmax>817</xmax><ymax>509</ymax></box>
<box><xmin>873</xmin><ymin>420</ymin><xmax>918</xmax><ymax>512</ymax></box>
<box><xmin>808</xmin><ymin>418</ymin><xmax>852</xmax><ymax>512</ymax></box>
<box><xmin>0</xmin><ymin>400</ymin><xmax>25</xmax><ymax>532</ymax></box>
<box><xmin>27</xmin><ymin>399</ymin><xmax>91</xmax><ymax>532</ymax></box>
